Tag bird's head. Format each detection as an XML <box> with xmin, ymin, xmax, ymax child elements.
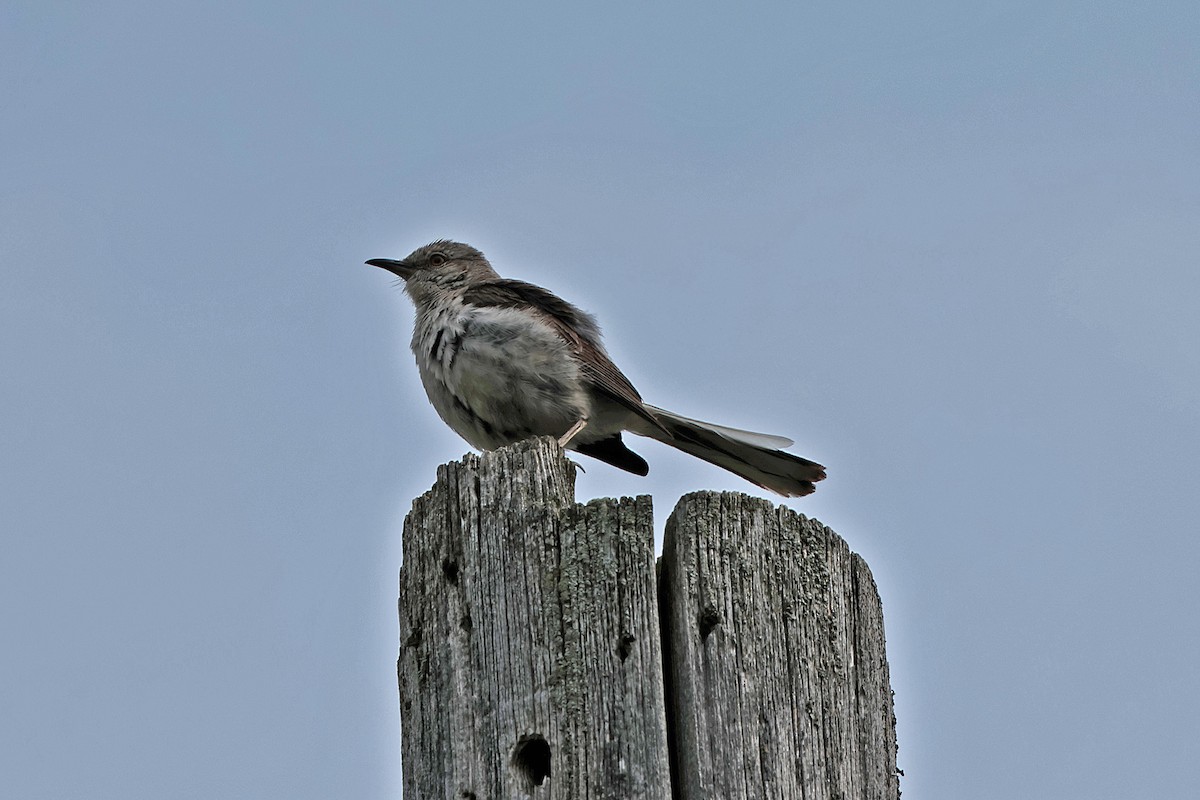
<box><xmin>367</xmin><ymin>240</ymin><xmax>498</xmax><ymax>305</ymax></box>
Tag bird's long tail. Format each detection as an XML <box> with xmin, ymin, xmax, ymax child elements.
<box><xmin>641</xmin><ymin>405</ymin><xmax>826</xmax><ymax>497</ymax></box>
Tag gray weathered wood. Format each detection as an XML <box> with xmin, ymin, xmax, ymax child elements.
<box><xmin>398</xmin><ymin>437</ymin><xmax>671</xmax><ymax>799</ymax></box>
<box><xmin>658</xmin><ymin>492</ymin><xmax>899</xmax><ymax>800</ymax></box>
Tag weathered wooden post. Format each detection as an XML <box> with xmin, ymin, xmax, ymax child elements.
<box><xmin>398</xmin><ymin>437</ymin><xmax>898</xmax><ymax>799</ymax></box>
<box><xmin>658</xmin><ymin>493</ymin><xmax>899</xmax><ymax>799</ymax></box>
<box><xmin>398</xmin><ymin>438</ymin><xmax>671</xmax><ymax>798</ymax></box>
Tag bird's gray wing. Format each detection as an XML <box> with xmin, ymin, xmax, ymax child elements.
<box><xmin>462</xmin><ymin>280</ymin><xmax>668</xmax><ymax>433</ymax></box>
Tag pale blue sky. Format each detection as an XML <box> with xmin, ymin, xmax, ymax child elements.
<box><xmin>3</xmin><ymin>2</ymin><xmax>1198</xmax><ymax>798</ymax></box>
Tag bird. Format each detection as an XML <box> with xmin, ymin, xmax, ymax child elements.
<box><xmin>367</xmin><ymin>240</ymin><xmax>826</xmax><ymax>497</ymax></box>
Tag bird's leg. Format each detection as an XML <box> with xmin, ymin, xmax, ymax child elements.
<box><xmin>558</xmin><ymin>416</ymin><xmax>589</xmax><ymax>447</ymax></box>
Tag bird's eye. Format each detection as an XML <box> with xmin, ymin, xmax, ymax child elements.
<box><xmin>429</xmin><ymin>253</ymin><xmax>447</xmax><ymax>266</ymax></box>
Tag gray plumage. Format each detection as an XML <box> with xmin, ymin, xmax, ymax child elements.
<box><xmin>367</xmin><ymin>240</ymin><xmax>826</xmax><ymax>496</ymax></box>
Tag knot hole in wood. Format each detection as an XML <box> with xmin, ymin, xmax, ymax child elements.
<box><xmin>511</xmin><ymin>734</ymin><xmax>551</xmax><ymax>790</ymax></box>
<box><xmin>698</xmin><ymin>604</ymin><xmax>722</xmax><ymax>641</ymax></box>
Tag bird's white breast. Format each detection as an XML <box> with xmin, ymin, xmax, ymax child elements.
<box><xmin>409</xmin><ymin>301</ymin><xmax>590</xmax><ymax>449</ymax></box>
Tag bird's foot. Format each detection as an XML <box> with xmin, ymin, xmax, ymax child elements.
<box><xmin>558</xmin><ymin>417</ymin><xmax>589</xmax><ymax>447</ymax></box>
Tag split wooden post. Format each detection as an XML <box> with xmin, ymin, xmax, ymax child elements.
<box><xmin>398</xmin><ymin>437</ymin><xmax>898</xmax><ymax>799</ymax></box>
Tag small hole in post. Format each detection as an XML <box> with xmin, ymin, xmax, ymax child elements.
<box><xmin>698</xmin><ymin>605</ymin><xmax>721</xmax><ymax>641</ymax></box>
<box><xmin>511</xmin><ymin>734</ymin><xmax>551</xmax><ymax>789</ymax></box>
<box><xmin>442</xmin><ymin>558</ymin><xmax>460</xmax><ymax>584</ymax></box>
<box><xmin>459</xmin><ymin>613</ymin><xmax>473</xmax><ymax>633</ymax></box>
<box><xmin>616</xmin><ymin>633</ymin><xmax>636</xmax><ymax>662</ymax></box>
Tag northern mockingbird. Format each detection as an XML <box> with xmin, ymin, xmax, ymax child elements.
<box><xmin>367</xmin><ymin>240</ymin><xmax>826</xmax><ymax>496</ymax></box>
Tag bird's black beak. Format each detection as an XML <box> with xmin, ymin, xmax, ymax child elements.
<box><xmin>366</xmin><ymin>258</ymin><xmax>415</xmax><ymax>280</ymax></box>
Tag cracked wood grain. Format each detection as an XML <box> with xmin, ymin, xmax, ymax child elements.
<box><xmin>398</xmin><ymin>439</ymin><xmax>898</xmax><ymax>799</ymax></box>
<box><xmin>398</xmin><ymin>437</ymin><xmax>670</xmax><ymax>799</ymax></box>
<box><xmin>658</xmin><ymin>492</ymin><xmax>899</xmax><ymax>800</ymax></box>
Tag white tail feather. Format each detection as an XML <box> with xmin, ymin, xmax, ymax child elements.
<box><xmin>642</xmin><ymin>405</ymin><xmax>794</xmax><ymax>449</ymax></box>
<box><xmin>636</xmin><ymin>405</ymin><xmax>825</xmax><ymax>497</ymax></box>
